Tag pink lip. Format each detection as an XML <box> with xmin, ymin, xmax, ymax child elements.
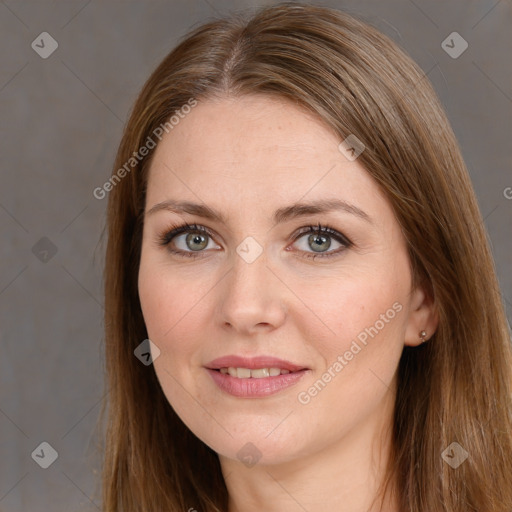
<box><xmin>204</xmin><ymin>355</ymin><xmax>310</xmax><ymax>398</ymax></box>
<box><xmin>205</xmin><ymin>355</ymin><xmax>308</xmax><ymax>372</ymax></box>
<box><xmin>206</xmin><ymin>368</ymin><xmax>309</xmax><ymax>398</ymax></box>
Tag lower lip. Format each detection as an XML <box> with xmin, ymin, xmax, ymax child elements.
<box><xmin>206</xmin><ymin>368</ymin><xmax>309</xmax><ymax>398</ymax></box>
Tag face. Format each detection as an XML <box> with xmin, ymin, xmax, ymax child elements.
<box><xmin>138</xmin><ymin>94</ymin><xmax>430</xmax><ymax>467</ymax></box>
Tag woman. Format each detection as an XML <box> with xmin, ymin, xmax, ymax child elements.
<box><xmin>99</xmin><ymin>2</ymin><xmax>512</xmax><ymax>511</ymax></box>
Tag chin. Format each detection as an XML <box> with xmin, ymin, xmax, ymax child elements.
<box><xmin>194</xmin><ymin>424</ymin><xmax>312</xmax><ymax>467</ymax></box>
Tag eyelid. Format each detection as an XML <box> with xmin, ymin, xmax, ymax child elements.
<box><xmin>158</xmin><ymin>222</ymin><xmax>215</xmax><ymax>246</ymax></box>
<box><xmin>292</xmin><ymin>223</ymin><xmax>352</xmax><ymax>246</ymax></box>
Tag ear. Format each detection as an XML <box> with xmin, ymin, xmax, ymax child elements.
<box><xmin>404</xmin><ymin>283</ymin><xmax>439</xmax><ymax>347</ymax></box>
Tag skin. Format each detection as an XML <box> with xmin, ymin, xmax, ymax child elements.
<box><xmin>138</xmin><ymin>94</ymin><xmax>438</xmax><ymax>511</ymax></box>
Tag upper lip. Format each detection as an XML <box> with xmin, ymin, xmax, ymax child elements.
<box><xmin>205</xmin><ymin>355</ymin><xmax>308</xmax><ymax>372</ymax></box>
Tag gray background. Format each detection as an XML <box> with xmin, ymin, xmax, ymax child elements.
<box><xmin>0</xmin><ymin>0</ymin><xmax>510</xmax><ymax>510</ymax></box>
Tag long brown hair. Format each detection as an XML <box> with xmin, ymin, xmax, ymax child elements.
<box><xmin>98</xmin><ymin>3</ymin><xmax>512</xmax><ymax>510</ymax></box>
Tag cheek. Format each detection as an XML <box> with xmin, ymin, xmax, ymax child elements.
<box><xmin>297</xmin><ymin>264</ymin><xmax>408</xmax><ymax>409</ymax></box>
<box><xmin>138</xmin><ymin>253</ymin><xmax>210</xmax><ymax>342</ymax></box>
<box><xmin>137</xmin><ymin>253</ymin><xmax>218</xmax><ymax>409</ymax></box>
<box><xmin>307</xmin><ymin>266</ymin><xmax>407</xmax><ymax>346</ymax></box>
<box><xmin>138</xmin><ymin>258</ymin><xmax>206</xmax><ymax>412</ymax></box>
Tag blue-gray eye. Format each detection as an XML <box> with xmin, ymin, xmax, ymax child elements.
<box><xmin>158</xmin><ymin>222</ymin><xmax>352</xmax><ymax>260</ymax></box>
<box><xmin>292</xmin><ymin>224</ymin><xmax>351</xmax><ymax>259</ymax></box>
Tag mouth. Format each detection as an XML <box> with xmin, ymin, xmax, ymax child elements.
<box><xmin>206</xmin><ymin>367</ymin><xmax>309</xmax><ymax>398</ymax></box>
<box><xmin>213</xmin><ymin>367</ymin><xmax>297</xmax><ymax>378</ymax></box>
<box><xmin>204</xmin><ymin>355</ymin><xmax>310</xmax><ymax>396</ymax></box>
<box><xmin>205</xmin><ymin>355</ymin><xmax>309</xmax><ymax>375</ymax></box>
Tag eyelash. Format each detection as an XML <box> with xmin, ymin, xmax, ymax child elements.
<box><xmin>156</xmin><ymin>222</ymin><xmax>353</xmax><ymax>260</ymax></box>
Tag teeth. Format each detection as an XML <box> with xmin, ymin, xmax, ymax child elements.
<box><xmin>251</xmin><ymin>368</ymin><xmax>269</xmax><ymax>378</ymax></box>
<box><xmin>221</xmin><ymin>367</ymin><xmax>294</xmax><ymax>378</ymax></box>
<box><xmin>234</xmin><ymin>367</ymin><xmax>251</xmax><ymax>378</ymax></box>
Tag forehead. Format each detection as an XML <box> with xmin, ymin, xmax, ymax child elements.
<box><xmin>152</xmin><ymin>95</ymin><xmax>336</xmax><ymax>173</ymax></box>
<box><xmin>144</xmin><ymin>95</ymin><xmax>391</xmax><ymax>231</ymax></box>
<box><xmin>148</xmin><ymin>95</ymin><xmax>371</xmax><ymax>188</ymax></box>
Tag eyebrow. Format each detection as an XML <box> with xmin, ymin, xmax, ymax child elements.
<box><xmin>146</xmin><ymin>198</ymin><xmax>372</xmax><ymax>224</ymax></box>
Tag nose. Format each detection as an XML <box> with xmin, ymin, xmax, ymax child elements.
<box><xmin>217</xmin><ymin>246</ymin><xmax>287</xmax><ymax>335</ymax></box>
